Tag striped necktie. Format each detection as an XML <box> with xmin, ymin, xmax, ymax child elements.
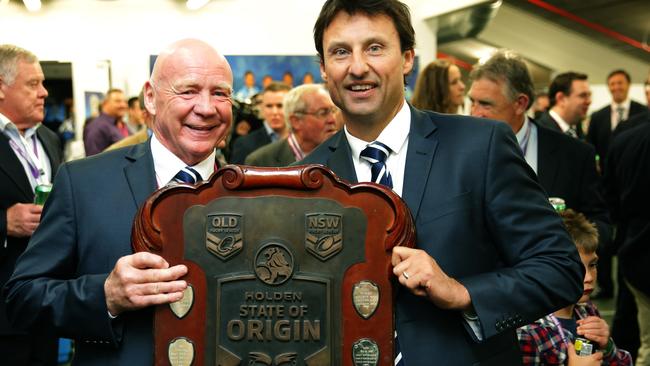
<box><xmin>361</xmin><ymin>142</ymin><xmax>402</xmax><ymax>364</ymax></box>
<box><xmin>173</xmin><ymin>166</ymin><xmax>202</xmax><ymax>184</ymax></box>
<box><xmin>359</xmin><ymin>141</ymin><xmax>393</xmax><ymax>188</ymax></box>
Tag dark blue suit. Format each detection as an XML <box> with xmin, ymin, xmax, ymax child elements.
<box><xmin>301</xmin><ymin>106</ymin><xmax>584</xmax><ymax>365</ymax></box>
<box><xmin>5</xmin><ymin>141</ymin><xmax>157</xmax><ymax>365</ymax></box>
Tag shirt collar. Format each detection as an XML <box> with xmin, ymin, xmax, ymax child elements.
<box><xmin>612</xmin><ymin>98</ymin><xmax>631</xmax><ymax>110</ymax></box>
<box><xmin>150</xmin><ymin>133</ymin><xmax>216</xmax><ymax>187</ymax></box>
<box><xmin>344</xmin><ymin>101</ymin><xmax>411</xmax><ymax>159</ymax></box>
<box><xmin>549</xmin><ymin>109</ymin><xmax>571</xmax><ymax>133</ymax></box>
<box><xmin>515</xmin><ymin>117</ymin><xmax>530</xmax><ymax>144</ymax></box>
<box><xmin>0</xmin><ymin>112</ymin><xmax>41</xmax><ymax>138</ymax></box>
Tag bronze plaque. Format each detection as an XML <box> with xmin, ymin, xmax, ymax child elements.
<box><xmin>184</xmin><ymin>196</ymin><xmax>366</xmax><ymax>364</ymax></box>
<box><xmin>132</xmin><ymin>165</ymin><xmax>416</xmax><ymax>366</ymax></box>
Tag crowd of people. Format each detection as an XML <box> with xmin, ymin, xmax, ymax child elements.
<box><xmin>1</xmin><ymin>0</ymin><xmax>648</xmax><ymax>365</ymax></box>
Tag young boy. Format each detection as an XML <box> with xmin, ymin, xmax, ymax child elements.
<box><xmin>517</xmin><ymin>209</ymin><xmax>632</xmax><ymax>365</ymax></box>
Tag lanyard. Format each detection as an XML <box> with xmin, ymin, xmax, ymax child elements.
<box><xmin>287</xmin><ymin>133</ymin><xmax>305</xmax><ymax>161</ymax></box>
<box><xmin>518</xmin><ymin>121</ymin><xmax>532</xmax><ymax>156</ymax></box>
<box><xmin>8</xmin><ymin>133</ymin><xmax>47</xmax><ymax>185</ymax></box>
<box><xmin>550</xmin><ymin>308</ymin><xmax>585</xmax><ymax>347</ymax></box>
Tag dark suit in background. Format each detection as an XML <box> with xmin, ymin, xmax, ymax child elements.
<box><xmin>244</xmin><ymin>138</ymin><xmax>295</xmax><ymax>167</ymax></box>
<box><xmin>587</xmin><ymin>100</ymin><xmax>646</xmax><ymax>168</ymax></box>
<box><xmin>537</xmin><ymin>111</ymin><xmax>586</xmax><ymax>140</ymax></box>
<box><xmin>1</xmin><ymin>125</ymin><xmax>61</xmax><ymax>365</ymax></box>
<box><xmin>5</xmin><ymin>142</ymin><xmax>157</xmax><ymax>365</ymax></box>
<box><xmin>229</xmin><ymin>127</ymin><xmax>272</xmax><ymax>164</ymax></box>
<box><xmin>606</xmin><ymin>122</ymin><xmax>650</xmax><ymax>362</ymax></box>
<box><xmin>535</xmin><ymin>120</ymin><xmax>613</xmax><ymax>288</ymax></box>
<box><xmin>301</xmin><ymin>106</ymin><xmax>583</xmax><ymax>365</ymax></box>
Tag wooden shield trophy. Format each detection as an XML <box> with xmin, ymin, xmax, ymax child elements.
<box><xmin>132</xmin><ymin>165</ymin><xmax>415</xmax><ymax>365</ymax></box>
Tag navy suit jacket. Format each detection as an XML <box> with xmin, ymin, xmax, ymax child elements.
<box><xmin>535</xmin><ymin>121</ymin><xmax>612</xmax><ymax>250</ymax></box>
<box><xmin>301</xmin><ymin>106</ymin><xmax>583</xmax><ymax>365</ymax></box>
<box><xmin>5</xmin><ymin>141</ymin><xmax>157</xmax><ymax>365</ymax></box>
<box><xmin>1</xmin><ymin>125</ymin><xmax>61</xmax><ymax>336</ymax></box>
<box><xmin>587</xmin><ymin>100</ymin><xmax>646</xmax><ymax>168</ymax></box>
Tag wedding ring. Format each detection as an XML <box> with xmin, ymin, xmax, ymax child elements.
<box><xmin>402</xmin><ymin>271</ymin><xmax>410</xmax><ymax>280</ymax></box>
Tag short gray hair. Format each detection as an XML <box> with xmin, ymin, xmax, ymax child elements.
<box><xmin>0</xmin><ymin>44</ymin><xmax>39</xmax><ymax>86</ymax></box>
<box><xmin>283</xmin><ymin>84</ymin><xmax>328</xmax><ymax>128</ymax></box>
<box><xmin>470</xmin><ymin>50</ymin><xmax>535</xmax><ymax>109</ymax></box>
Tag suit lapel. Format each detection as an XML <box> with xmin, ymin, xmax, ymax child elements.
<box><xmin>0</xmin><ymin>135</ymin><xmax>33</xmax><ymax>200</ymax></box>
<box><xmin>535</xmin><ymin>123</ymin><xmax>559</xmax><ymax>192</ymax></box>
<box><xmin>123</xmin><ymin>140</ymin><xmax>157</xmax><ymax>209</ymax></box>
<box><xmin>402</xmin><ymin>106</ymin><xmax>438</xmax><ymax>220</ymax></box>
<box><xmin>326</xmin><ymin>132</ymin><xmax>357</xmax><ymax>183</ymax></box>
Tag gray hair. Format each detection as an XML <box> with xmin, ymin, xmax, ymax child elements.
<box><xmin>282</xmin><ymin>84</ymin><xmax>329</xmax><ymax>129</ymax></box>
<box><xmin>0</xmin><ymin>44</ymin><xmax>39</xmax><ymax>86</ymax></box>
<box><xmin>470</xmin><ymin>50</ymin><xmax>535</xmax><ymax>109</ymax></box>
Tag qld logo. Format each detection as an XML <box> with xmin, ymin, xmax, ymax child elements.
<box><xmin>206</xmin><ymin>214</ymin><xmax>243</xmax><ymax>261</ymax></box>
<box><xmin>305</xmin><ymin>213</ymin><xmax>343</xmax><ymax>261</ymax></box>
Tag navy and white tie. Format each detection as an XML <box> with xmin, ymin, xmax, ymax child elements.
<box><xmin>360</xmin><ymin>141</ymin><xmax>393</xmax><ymax>188</ymax></box>
<box><xmin>173</xmin><ymin>166</ymin><xmax>203</xmax><ymax>184</ymax></box>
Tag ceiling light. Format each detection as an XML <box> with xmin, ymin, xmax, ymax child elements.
<box><xmin>186</xmin><ymin>0</ymin><xmax>209</xmax><ymax>10</ymax></box>
<box><xmin>23</xmin><ymin>0</ymin><xmax>41</xmax><ymax>12</ymax></box>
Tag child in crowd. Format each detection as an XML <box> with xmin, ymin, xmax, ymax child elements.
<box><xmin>517</xmin><ymin>209</ymin><xmax>632</xmax><ymax>365</ymax></box>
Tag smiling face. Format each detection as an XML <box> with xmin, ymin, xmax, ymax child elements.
<box><xmin>0</xmin><ymin>60</ymin><xmax>48</xmax><ymax>132</ymax></box>
<box><xmin>607</xmin><ymin>72</ymin><xmax>630</xmax><ymax>104</ymax></box>
<box><xmin>320</xmin><ymin>11</ymin><xmax>414</xmax><ymax>140</ymax></box>
<box><xmin>146</xmin><ymin>39</ymin><xmax>233</xmax><ymax>166</ymax></box>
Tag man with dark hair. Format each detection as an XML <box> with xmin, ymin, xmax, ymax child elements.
<box><xmin>230</xmin><ymin>81</ymin><xmax>291</xmax><ymax>164</ymax></box>
<box><xmin>234</xmin><ymin>70</ymin><xmax>260</xmax><ymax>102</ymax></box>
<box><xmin>5</xmin><ymin>38</ymin><xmax>233</xmax><ymax>365</ymax></box>
<box><xmin>125</xmin><ymin>95</ymin><xmax>144</xmax><ymax>135</ymax></box>
<box><xmin>538</xmin><ymin>72</ymin><xmax>591</xmax><ymax>140</ymax></box>
<box><xmin>302</xmin><ymin>1</ymin><xmax>583</xmax><ymax>364</ymax></box>
<box><xmin>83</xmin><ymin>88</ymin><xmax>130</xmax><ymax>156</ymax></box>
<box><xmin>0</xmin><ymin>43</ymin><xmax>61</xmax><ymax>365</ymax></box>
<box><xmin>587</xmin><ymin>69</ymin><xmax>646</xmax><ymax>170</ymax></box>
<box><xmin>468</xmin><ymin>49</ymin><xmax>611</xmax><ymax>296</ymax></box>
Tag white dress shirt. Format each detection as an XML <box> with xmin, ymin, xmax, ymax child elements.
<box><xmin>344</xmin><ymin>101</ymin><xmax>410</xmax><ymax>196</ymax></box>
<box><xmin>516</xmin><ymin>117</ymin><xmax>539</xmax><ymax>174</ymax></box>
<box><xmin>150</xmin><ymin>134</ymin><xmax>216</xmax><ymax>187</ymax></box>
<box><xmin>610</xmin><ymin>98</ymin><xmax>631</xmax><ymax>130</ymax></box>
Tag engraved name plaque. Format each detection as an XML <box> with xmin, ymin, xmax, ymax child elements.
<box><xmin>132</xmin><ymin>165</ymin><xmax>415</xmax><ymax>365</ymax></box>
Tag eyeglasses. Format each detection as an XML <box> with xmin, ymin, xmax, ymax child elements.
<box><xmin>298</xmin><ymin>107</ymin><xmax>338</xmax><ymax>119</ymax></box>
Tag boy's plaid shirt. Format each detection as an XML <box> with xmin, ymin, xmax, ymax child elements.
<box><xmin>516</xmin><ymin>301</ymin><xmax>633</xmax><ymax>365</ymax></box>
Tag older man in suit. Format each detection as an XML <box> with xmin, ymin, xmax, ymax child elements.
<box><xmin>246</xmin><ymin>83</ymin><xmax>338</xmax><ymax>166</ymax></box>
<box><xmin>468</xmin><ymin>50</ymin><xmax>611</xmax><ymax>281</ymax></box>
<box><xmin>5</xmin><ymin>39</ymin><xmax>232</xmax><ymax>365</ymax></box>
<box><xmin>302</xmin><ymin>1</ymin><xmax>583</xmax><ymax>365</ymax></box>
<box><xmin>0</xmin><ymin>44</ymin><xmax>62</xmax><ymax>365</ymax></box>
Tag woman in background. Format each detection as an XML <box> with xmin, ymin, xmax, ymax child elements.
<box><xmin>411</xmin><ymin>59</ymin><xmax>466</xmax><ymax>114</ymax></box>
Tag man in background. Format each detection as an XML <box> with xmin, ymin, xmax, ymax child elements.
<box><xmin>588</xmin><ymin>69</ymin><xmax>646</xmax><ymax>169</ymax></box>
<box><xmin>230</xmin><ymin>81</ymin><xmax>290</xmax><ymax>164</ymax></box>
<box><xmin>0</xmin><ymin>43</ymin><xmax>61</xmax><ymax>365</ymax></box>
<box><xmin>5</xmin><ymin>38</ymin><xmax>232</xmax><ymax>365</ymax></box>
<box><xmin>538</xmin><ymin>72</ymin><xmax>591</xmax><ymax>140</ymax></box>
<box><xmin>468</xmin><ymin>50</ymin><xmax>611</xmax><ymax>288</ymax></box>
<box><xmin>125</xmin><ymin>96</ymin><xmax>145</xmax><ymax>134</ymax></box>
<box><xmin>246</xmin><ymin>84</ymin><xmax>338</xmax><ymax>166</ymax></box>
<box><xmin>83</xmin><ymin>88</ymin><xmax>129</xmax><ymax>156</ymax></box>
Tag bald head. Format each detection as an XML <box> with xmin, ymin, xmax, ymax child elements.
<box><xmin>145</xmin><ymin>38</ymin><xmax>234</xmax><ymax>166</ymax></box>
